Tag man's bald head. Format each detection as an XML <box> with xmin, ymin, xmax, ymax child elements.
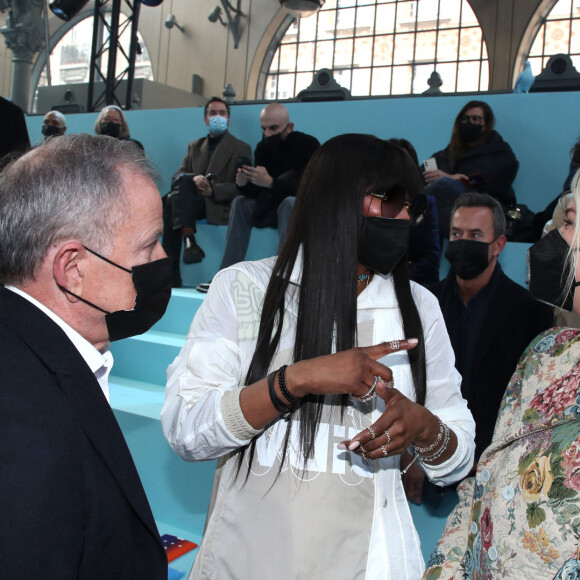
<box><xmin>260</xmin><ymin>103</ymin><xmax>293</xmax><ymax>140</ymax></box>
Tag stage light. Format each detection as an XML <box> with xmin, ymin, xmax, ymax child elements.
<box><xmin>49</xmin><ymin>0</ymin><xmax>89</xmax><ymax>21</ymax></box>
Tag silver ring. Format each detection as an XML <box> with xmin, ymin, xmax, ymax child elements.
<box><xmin>384</xmin><ymin>379</ymin><xmax>395</xmax><ymax>389</ymax></box>
<box><xmin>381</xmin><ymin>444</ymin><xmax>388</xmax><ymax>457</ymax></box>
<box><xmin>388</xmin><ymin>340</ymin><xmax>400</xmax><ymax>350</ymax></box>
<box><xmin>368</xmin><ymin>426</ymin><xmax>376</xmax><ymax>440</ymax></box>
<box><xmin>360</xmin><ymin>443</ymin><xmax>368</xmax><ymax>454</ymax></box>
<box><xmin>356</xmin><ymin>375</ymin><xmax>380</xmax><ymax>401</ymax></box>
<box><xmin>384</xmin><ymin>431</ymin><xmax>391</xmax><ymax>444</ymax></box>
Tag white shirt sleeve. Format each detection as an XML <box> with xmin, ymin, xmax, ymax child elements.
<box><xmin>412</xmin><ymin>286</ymin><xmax>476</xmax><ymax>485</ymax></box>
<box><xmin>161</xmin><ymin>268</ymin><xmax>261</xmax><ymax>462</ymax></box>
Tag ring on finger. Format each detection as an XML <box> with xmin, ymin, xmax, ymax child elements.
<box><xmin>381</xmin><ymin>444</ymin><xmax>388</xmax><ymax>458</ymax></box>
<box><xmin>388</xmin><ymin>340</ymin><xmax>400</xmax><ymax>350</ymax></box>
<box><xmin>384</xmin><ymin>431</ymin><xmax>391</xmax><ymax>444</ymax></box>
<box><xmin>360</xmin><ymin>443</ymin><xmax>368</xmax><ymax>454</ymax></box>
<box><xmin>384</xmin><ymin>378</ymin><xmax>395</xmax><ymax>389</ymax></box>
<box><xmin>356</xmin><ymin>375</ymin><xmax>380</xmax><ymax>401</ymax></box>
<box><xmin>367</xmin><ymin>426</ymin><xmax>376</xmax><ymax>440</ymax></box>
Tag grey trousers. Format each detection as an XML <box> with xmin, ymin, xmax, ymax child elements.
<box><xmin>219</xmin><ymin>195</ymin><xmax>296</xmax><ymax>271</ymax></box>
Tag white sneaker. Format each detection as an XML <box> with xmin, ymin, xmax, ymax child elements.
<box><xmin>196</xmin><ymin>281</ymin><xmax>211</xmax><ymax>293</ymax></box>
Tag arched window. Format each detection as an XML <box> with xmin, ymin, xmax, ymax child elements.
<box><xmin>32</xmin><ymin>13</ymin><xmax>153</xmax><ymax>111</ymax></box>
<box><xmin>527</xmin><ymin>0</ymin><xmax>580</xmax><ymax>76</ymax></box>
<box><xmin>263</xmin><ymin>0</ymin><xmax>488</xmax><ymax>99</ymax></box>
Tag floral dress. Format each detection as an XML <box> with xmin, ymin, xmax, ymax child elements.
<box><xmin>423</xmin><ymin>328</ymin><xmax>580</xmax><ymax>580</ymax></box>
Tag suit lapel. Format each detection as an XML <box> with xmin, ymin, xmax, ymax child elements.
<box><xmin>0</xmin><ymin>288</ymin><xmax>161</xmax><ymax>545</ymax></box>
<box><xmin>207</xmin><ymin>131</ymin><xmax>236</xmax><ymax>177</ymax></box>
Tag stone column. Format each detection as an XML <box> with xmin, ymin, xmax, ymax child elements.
<box><xmin>1</xmin><ymin>0</ymin><xmax>45</xmax><ymax>112</ymax></box>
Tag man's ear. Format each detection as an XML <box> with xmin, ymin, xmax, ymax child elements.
<box><xmin>493</xmin><ymin>234</ymin><xmax>507</xmax><ymax>258</ymax></box>
<box><xmin>53</xmin><ymin>242</ymin><xmax>86</xmax><ymax>301</ymax></box>
<box><xmin>286</xmin><ymin>122</ymin><xmax>294</xmax><ymax>134</ymax></box>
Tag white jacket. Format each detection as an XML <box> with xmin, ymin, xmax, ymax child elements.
<box><xmin>162</xmin><ymin>256</ymin><xmax>475</xmax><ymax>580</ymax></box>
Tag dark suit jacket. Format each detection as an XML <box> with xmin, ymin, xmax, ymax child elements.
<box><xmin>0</xmin><ymin>97</ymin><xmax>30</xmax><ymax>168</ymax></box>
<box><xmin>0</xmin><ymin>287</ymin><xmax>167</xmax><ymax>579</ymax></box>
<box><xmin>174</xmin><ymin>131</ymin><xmax>252</xmax><ymax>225</ymax></box>
<box><xmin>430</xmin><ymin>266</ymin><xmax>553</xmax><ymax>458</ymax></box>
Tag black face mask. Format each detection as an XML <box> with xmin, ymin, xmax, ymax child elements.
<box><xmin>528</xmin><ymin>229</ymin><xmax>580</xmax><ymax>312</ymax></box>
<box><xmin>100</xmin><ymin>121</ymin><xmax>121</xmax><ymax>138</ymax></box>
<box><xmin>445</xmin><ymin>239</ymin><xmax>492</xmax><ymax>281</ymax></box>
<box><xmin>59</xmin><ymin>247</ymin><xmax>172</xmax><ymax>342</ymax></box>
<box><xmin>262</xmin><ymin>125</ymin><xmax>289</xmax><ymax>149</ymax></box>
<box><xmin>42</xmin><ymin>125</ymin><xmax>62</xmax><ymax>138</ymax></box>
<box><xmin>458</xmin><ymin>122</ymin><xmax>483</xmax><ymax>143</ymax></box>
<box><xmin>358</xmin><ymin>217</ymin><xmax>410</xmax><ymax>275</ymax></box>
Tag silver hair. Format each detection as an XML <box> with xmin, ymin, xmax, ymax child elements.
<box><xmin>0</xmin><ymin>133</ymin><xmax>158</xmax><ymax>285</ymax></box>
<box><xmin>44</xmin><ymin>110</ymin><xmax>67</xmax><ymax>128</ymax></box>
<box><xmin>94</xmin><ymin>105</ymin><xmax>130</xmax><ymax>138</ymax></box>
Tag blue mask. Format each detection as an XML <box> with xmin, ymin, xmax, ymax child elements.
<box><xmin>208</xmin><ymin>115</ymin><xmax>228</xmax><ymax>135</ymax></box>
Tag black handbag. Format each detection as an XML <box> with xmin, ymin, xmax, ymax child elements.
<box><xmin>504</xmin><ymin>204</ymin><xmax>539</xmax><ymax>242</ymax></box>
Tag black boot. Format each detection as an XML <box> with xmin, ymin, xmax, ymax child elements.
<box><xmin>182</xmin><ymin>233</ymin><xmax>205</xmax><ymax>264</ymax></box>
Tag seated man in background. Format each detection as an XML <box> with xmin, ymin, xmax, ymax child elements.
<box><xmin>162</xmin><ymin>97</ymin><xmax>252</xmax><ymax>287</ymax></box>
<box><xmin>41</xmin><ymin>110</ymin><xmax>67</xmax><ymax>139</ymax></box>
<box><xmin>197</xmin><ymin>102</ymin><xmax>319</xmax><ymax>293</ymax></box>
<box><xmin>431</xmin><ymin>192</ymin><xmax>553</xmax><ymax>460</ymax></box>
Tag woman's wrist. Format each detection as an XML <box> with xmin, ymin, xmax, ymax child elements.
<box><xmin>282</xmin><ymin>362</ymin><xmax>309</xmax><ymax>399</ymax></box>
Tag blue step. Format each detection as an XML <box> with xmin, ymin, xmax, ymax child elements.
<box><xmin>153</xmin><ymin>288</ymin><xmax>204</xmax><ymax>335</ymax></box>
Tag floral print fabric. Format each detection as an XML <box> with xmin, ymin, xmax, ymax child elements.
<box><xmin>423</xmin><ymin>328</ymin><xmax>580</xmax><ymax>580</ymax></box>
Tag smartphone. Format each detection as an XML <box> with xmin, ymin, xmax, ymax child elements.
<box><xmin>236</xmin><ymin>156</ymin><xmax>252</xmax><ymax>169</ymax></box>
<box><xmin>422</xmin><ymin>158</ymin><xmax>438</xmax><ymax>172</ymax></box>
<box><xmin>205</xmin><ymin>173</ymin><xmax>217</xmax><ymax>183</ymax></box>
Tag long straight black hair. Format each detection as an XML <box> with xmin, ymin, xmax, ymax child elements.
<box><xmin>240</xmin><ymin>134</ymin><xmax>426</xmax><ymax>476</ymax></box>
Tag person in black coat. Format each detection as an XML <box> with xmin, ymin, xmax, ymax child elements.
<box><xmin>0</xmin><ymin>96</ymin><xmax>30</xmax><ymax>168</ymax></box>
<box><xmin>0</xmin><ymin>134</ymin><xmax>170</xmax><ymax>579</ymax></box>
<box><xmin>197</xmin><ymin>103</ymin><xmax>320</xmax><ymax>293</ymax></box>
<box><xmin>423</xmin><ymin>100</ymin><xmax>519</xmax><ymax>237</ymax></box>
<box><xmin>430</xmin><ymin>193</ymin><xmax>553</xmax><ymax>460</ymax></box>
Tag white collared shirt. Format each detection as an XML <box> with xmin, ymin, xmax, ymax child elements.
<box><xmin>5</xmin><ymin>285</ymin><xmax>114</xmax><ymax>402</ymax></box>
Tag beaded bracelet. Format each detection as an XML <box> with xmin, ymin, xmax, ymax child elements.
<box><xmin>418</xmin><ymin>423</ymin><xmax>451</xmax><ymax>464</ymax></box>
<box><xmin>413</xmin><ymin>417</ymin><xmax>444</xmax><ymax>455</ymax></box>
<box><xmin>278</xmin><ymin>365</ymin><xmax>301</xmax><ymax>405</ymax></box>
<box><xmin>267</xmin><ymin>370</ymin><xmax>293</xmax><ymax>416</ymax></box>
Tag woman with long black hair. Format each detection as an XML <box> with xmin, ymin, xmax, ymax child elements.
<box><xmin>162</xmin><ymin>134</ymin><xmax>475</xmax><ymax>580</ymax></box>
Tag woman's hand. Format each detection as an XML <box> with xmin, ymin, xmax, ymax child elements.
<box><xmin>338</xmin><ymin>382</ymin><xmax>442</xmax><ymax>459</ymax></box>
<box><xmin>285</xmin><ymin>339</ymin><xmax>418</xmax><ymax>399</ymax></box>
<box><xmin>424</xmin><ymin>169</ymin><xmax>468</xmax><ymax>184</ymax></box>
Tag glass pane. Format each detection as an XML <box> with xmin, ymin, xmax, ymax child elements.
<box><xmin>299</xmin><ymin>15</ymin><xmax>318</xmax><ymax>42</ymax></box>
<box><xmin>317</xmin><ymin>9</ymin><xmax>337</xmax><ymax>40</ymax></box>
<box><xmin>375</xmin><ymin>3</ymin><xmax>396</xmax><ymax>34</ymax></box>
<box><xmin>415</xmin><ymin>30</ymin><xmax>436</xmax><ymax>61</ymax></box>
<box><xmin>459</xmin><ymin>27</ymin><xmax>482</xmax><ymax>60</ymax></box>
<box><xmin>393</xmin><ymin>32</ymin><xmax>415</xmax><ymax>63</ymax></box>
<box><xmin>338</xmin><ymin>0</ymin><xmax>356</xmax><ymax>8</ymax></box>
<box><xmin>459</xmin><ymin>0</ymin><xmax>478</xmax><ymax>27</ymax></box>
<box><xmin>437</xmin><ymin>29</ymin><xmax>459</xmax><ymax>61</ymax></box>
<box><xmin>334</xmin><ymin>68</ymin><xmax>352</xmax><ymax>90</ymax></box>
<box><xmin>355</xmin><ymin>5</ymin><xmax>375</xmax><ymax>35</ymax></box>
<box><xmin>297</xmin><ymin>42</ymin><xmax>315</xmax><ymax>71</ymax></box>
<box><xmin>270</xmin><ymin>48</ymin><xmax>280</xmax><ymax>70</ymax></box>
<box><xmin>545</xmin><ymin>20</ymin><xmax>571</xmax><ymax>55</ymax></box>
<box><xmin>370</xmin><ymin>66</ymin><xmax>391</xmax><ymax>95</ymax></box>
<box><xmin>352</xmin><ymin>67</ymin><xmax>371</xmax><ymax>95</ymax></box>
<box><xmin>549</xmin><ymin>0</ymin><xmax>572</xmax><ymax>19</ymax></box>
<box><xmin>412</xmin><ymin>63</ymin><xmax>435</xmax><ymax>93</ymax></box>
<box><xmin>528</xmin><ymin>56</ymin><xmax>544</xmax><ymax>77</ymax></box>
<box><xmin>572</xmin><ymin>25</ymin><xmax>580</xmax><ymax>54</ymax></box>
<box><xmin>354</xmin><ymin>36</ymin><xmax>373</xmax><ymax>66</ymax></box>
<box><xmin>276</xmin><ymin>74</ymin><xmax>295</xmax><ymax>99</ymax></box>
<box><xmin>396</xmin><ymin>0</ymin><xmax>417</xmax><ymax>28</ymax></box>
<box><xmin>529</xmin><ymin>26</ymin><xmax>545</xmax><ymax>56</ymax></box>
<box><xmin>437</xmin><ymin>62</ymin><xmax>458</xmax><ymax>91</ymax></box>
<box><xmin>456</xmin><ymin>60</ymin><xmax>480</xmax><ymax>91</ymax></box>
<box><xmin>315</xmin><ymin>40</ymin><xmax>335</xmax><ymax>69</ymax></box>
<box><xmin>281</xmin><ymin>20</ymin><xmax>299</xmax><ymax>43</ymax></box>
<box><xmin>279</xmin><ymin>44</ymin><xmax>297</xmax><ymax>70</ymax></box>
<box><xmin>373</xmin><ymin>34</ymin><xmax>394</xmax><ymax>65</ymax></box>
<box><xmin>334</xmin><ymin>38</ymin><xmax>354</xmax><ymax>65</ymax></box>
<box><xmin>296</xmin><ymin>71</ymin><xmax>313</xmax><ymax>93</ymax></box>
<box><xmin>337</xmin><ymin>7</ymin><xmax>356</xmax><ymax>35</ymax></box>
<box><xmin>265</xmin><ymin>75</ymin><xmax>278</xmax><ymax>100</ymax></box>
<box><xmin>391</xmin><ymin>64</ymin><xmax>413</xmax><ymax>93</ymax></box>
<box><xmin>479</xmin><ymin>59</ymin><xmax>489</xmax><ymax>90</ymax></box>
<box><xmin>438</xmin><ymin>0</ymin><xmax>460</xmax><ymax>29</ymax></box>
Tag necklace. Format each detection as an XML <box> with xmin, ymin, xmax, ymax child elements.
<box><xmin>357</xmin><ymin>270</ymin><xmax>372</xmax><ymax>287</ymax></box>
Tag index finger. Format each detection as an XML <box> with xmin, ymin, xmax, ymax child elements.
<box><xmin>361</xmin><ymin>339</ymin><xmax>418</xmax><ymax>361</ymax></box>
